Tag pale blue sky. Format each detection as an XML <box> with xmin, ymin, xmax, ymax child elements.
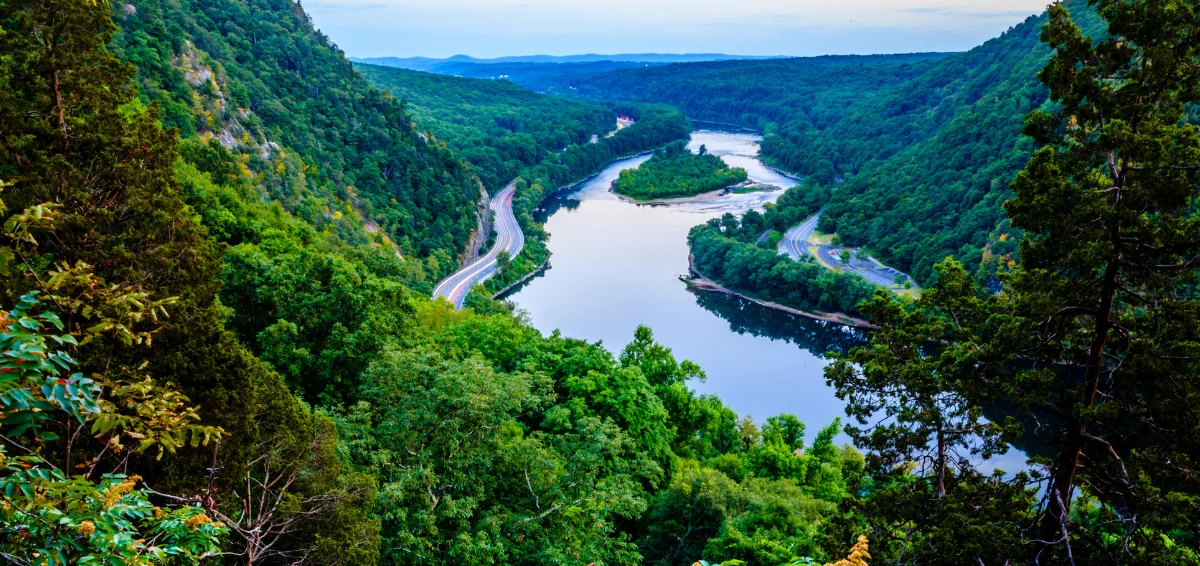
<box><xmin>303</xmin><ymin>0</ymin><xmax>1052</xmax><ymax>58</ymax></box>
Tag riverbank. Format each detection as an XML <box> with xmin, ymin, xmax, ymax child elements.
<box><xmin>684</xmin><ymin>254</ymin><xmax>874</xmax><ymax>329</ymax></box>
<box><xmin>504</xmin><ymin>127</ymin><xmax>868</xmax><ymax>429</ymax></box>
<box><xmin>611</xmin><ymin>184</ymin><xmax>742</xmax><ymax>206</ymax></box>
<box><xmin>492</xmin><ymin>257</ymin><xmax>551</xmax><ymax>299</ymax></box>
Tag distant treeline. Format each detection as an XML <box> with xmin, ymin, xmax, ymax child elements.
<box><xmin>509</xmin><ymin>8</ymin><xmax>1105</xmax><ymax>285</ymax></box>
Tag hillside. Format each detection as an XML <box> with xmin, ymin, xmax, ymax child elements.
<box><xmin>0</xmin><ymin>0</ymin><xmax>788</xmax><ymax>563</ymax></box>
<box><xmin>2</xmin><ymin>0</ymin><xmax>1197</xmax><ymax>564</ymax></box>
<box><xmin>111</xmin><ymin>0</ymin><xmax>481</xmax><ymax>273</ymax></box>
<box><xmin>524</xmin><ymin>4</ymin><xmax>1107</xmax><ymax>284</ymax></box>
<box><xmin>354</xmin><ymin>63</ymin><xmax>616</xmax><ymax>192</ymax></box>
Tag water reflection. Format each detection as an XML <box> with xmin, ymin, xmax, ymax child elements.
<box><xmin>690</xmin><ymin>291</ymin><xmax>866</xmax><ymax>357</ymax></box>
<box><xmin>509</xmin><ymin>130</ymin><xmax>852</xmax><ymax>438</ymax></box>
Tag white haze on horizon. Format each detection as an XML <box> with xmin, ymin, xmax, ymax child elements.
<box><xmin>303</xmin><ymin>0</ymin><xmax>1053</xmax><ymax>59</ymax></box>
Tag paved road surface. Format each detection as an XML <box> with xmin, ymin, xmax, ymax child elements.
<box><xmin>432</xmin><ymin>181</ymin><xmax>524</xmax><ymax>308</ymax></box>
<box><xmin>781</xmin><ymin>211</ymin><xmax>821</xmax><ymax>261</ymax></box>
<box><xmin>779</xmin><ymin>211</ymin><xmax>913</xmax><ymax>289</ymax></box>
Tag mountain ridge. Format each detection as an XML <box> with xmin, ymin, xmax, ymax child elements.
<box><xmin>350</xmin><ymin>53</ymin><xmax>788</xmax><ymax>71</ymax></box>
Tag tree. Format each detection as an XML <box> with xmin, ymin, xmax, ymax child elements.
<box><xmin>0</xmin><ymin>188</ymin><xmax>226</xmax><ymax>563</ymax></box>
<box><xmin>0</xmin><ymin>1</ymin><xmax>377</xmax><ymax>560</ymax></box>
<box><xmin>828</xmin><ymin>260</ymin><xmax>1020</xmax><ymax>498</ymax></box>
<box><xmin>838</xmin><ymin>250</ymin><xmax>852</xmax><ymax>265</ymax></box>
<box><xmin>497</xmin><ymin>249</ymin><xmax>513</xmax><ymax>275</ymax></box>
<box><xmin>0</xmin><ymin>288</ymin><xmax>227</xmax><ymax>565</ymax></box>
<box><xmin>825</xmin><ymin>260</ymin><xmax>1035</xmax><ymax>564</ymax></box>
<box><xmin>1005</xmin><ymin>0</ymin><xmax>1200</xmax><ymax>559</ymax></box>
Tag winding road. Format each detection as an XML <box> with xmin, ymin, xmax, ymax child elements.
<box><xmin>432</xmin><ymin>181</ymin><xmax>524</xmax><ymax>308</ymax></box>
<box><xmin>780</xmin><ymin>211</ymin><xmax>822</xmax><ymax>261</ymax></box>
<box><xmin>779</xmin><ymin>211</ymin><xmax>914</xmax><ymax>289</ymax></box>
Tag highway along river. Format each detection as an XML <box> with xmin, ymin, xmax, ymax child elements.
<box><xmin>506</xmin><ymin>128</ymin><xmax>862</xmax><ymax>445</ymax></box>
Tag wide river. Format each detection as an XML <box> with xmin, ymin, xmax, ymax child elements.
<box><xmin>507</xmin><ymin>126</ymin><xmax>1031</xmax><ymax>470</ymax></box>
<box><xmin>506</xmin><ymin>129</ymin><xmax>864</xmax><ymax>443</ymax></box>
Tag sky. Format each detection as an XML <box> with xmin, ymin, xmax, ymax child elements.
<box><xmin>302</xmin><ymin>0</ymin><xmax>1053</xmax><ymax>59</ymax></box>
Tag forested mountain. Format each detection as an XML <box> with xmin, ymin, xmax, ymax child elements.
<box><xmin>110</xmin><ymin>0</ymin><xmax>481</xmax><ymax>274</ymax></box>
<box><xmin>414</xmin><ymin>59</ymin><xmax>661</xmax><ymax>86</ymax></box>
<box><xmin>353</xmin><ymin>52</ymin><xmax>780</xmax><ymax>72</ymax></box>
<box><xmin>0</xmin><ymin>1</ymin><xmax>853</xmax><ymax>564</ymax></box>
<box><xmin>518</xmin><ymin>4</ymin><xmax>1107</xmax><ymax>284</ymax></box>
<box><xmin>4</xmin><ymin>0</ymin><xmax>1197</xmax><ymax>563</ymax></box>
<box><xmin>354</xmin><ymin>64</ymin><xmax>615</xmax><ymax>192</ymax></box>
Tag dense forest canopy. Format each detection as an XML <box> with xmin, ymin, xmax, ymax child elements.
<box><xmin>354</xmin><ymin>63</ymin><xmax>617</xmax><ymax>193</ymax></box>
<box><xmin>500</xmin><ymin>4</ymin><xmax>1107</xmax><ymax>286</ymax></box>
<box><xmin>110</xmin><ymin>0</ymin><xmax>482</xmax><ymax>276</ymax></box>
<box><xmin>0</xmin><ymin>1</ymin><xmax>855</xmax><ymax>564</ymax></box>
<box><xmin>2</xmin><ymin>0</ymin><xmax>1198</xmax><ymax>564</ymax></box>
<box><xmin>612</xmin><ymin>141</ymin><xmax>748</xmax><ymax>200</ymax></box>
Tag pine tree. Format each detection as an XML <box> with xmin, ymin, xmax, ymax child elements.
<box><xmin>0</xmin><ymin>1</ymin><xmax>379</xmax><ymax>561</ymax></box>
<box><xmin>1006</xmin><ymin>0</ymin><xmax>1200</xmax><ymax>560</ymax></box>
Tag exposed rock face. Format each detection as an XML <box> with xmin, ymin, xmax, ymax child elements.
<box><xmin>462</xmin><ymin>184</ymin><xmax>492</xmax><ymax>265</ymax></box>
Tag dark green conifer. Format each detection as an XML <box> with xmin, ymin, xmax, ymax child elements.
<box><xmin>1006</xmin><ymin>0</ymin><xmax>1200</xmax><ymax>559</ymax></box>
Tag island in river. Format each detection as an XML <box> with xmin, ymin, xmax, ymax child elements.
<box><xmin>612</xmin><ymin>139</ymin><xmax>747</xmax><ymax>201</ymax></box>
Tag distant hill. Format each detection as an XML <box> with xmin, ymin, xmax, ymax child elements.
<box><xmin>352</xmin><ymin>63</ymin><xmax>616</xmax><ymax>192</ymax></box>
<box><xmin>351</xmin><ymin>53</ymin><xmax>783</xmax><ymax>72</ymax></box>
<box><xmin>511</xmin><ymin>4</ymin><xmax>1105</xmax><ymax>285</ymax></box>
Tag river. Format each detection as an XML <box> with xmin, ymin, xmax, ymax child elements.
<box><xmin>506</xmin><ymin>128</ymin><xmax>860</xmax><ymax>443</ymax></box>
<box><xmin>506</xmin><ymin>128</ymin><xmax>1029</xmax><ymax>472</ymax></box>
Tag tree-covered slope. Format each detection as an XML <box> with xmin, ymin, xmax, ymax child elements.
<box><xmin>817</xmin><ymin>5</ymin><xmax>1105</xmax><ymax>284</ymax></box>
<box><xmin>534</xmin><ymin>3</ymin><xmax>1106</xmax><ymax>285</ymax></box>
<box><xmin>354</xmin><ymin>63</ymin><xmax>616</xmax><ymax>192</ymax></box>
<box><xmin>110</xmin><ymin>0</ymin><xmax>481</xmax><ymax>270</ymax></box>
<box><xmin>517</xmin><ymin>53</ymin><xmax>952</xmax><ymax>181</ymax></box>
<box><xmin>0</xmin><ymin>1</ymin><xmax>857</xmax><ymax>563</ymax></box>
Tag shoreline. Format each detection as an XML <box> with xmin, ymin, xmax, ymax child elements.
<box><xmin>611</xmin><ymin>180</ymin><xmax>780</xmax><ymax>205</ymax></box>
<box><xmin>684</xmin><ymin>254</ymin><xmax>874</xmax><ymax>329</ymax></box>
<box><xmin>498</xmin><ymin>132</ymin><xmax>803</xmax><ymax>300</ymax></box>
<box><xmin>501</xmin><ymin>148</ymin><xmax>666</xmax><ymax>294</ymax></box>
<box><xmin>610</xmin><ymin>185</ymin><xmax>737</xmax><ymax>206</ymax></box>
<box><xmin>538</xmin><ymin>149</ymin><xmax>660</xmax><ymax>203</ymax></box>
<box><xmin>492</xmin><ymin>257</ymin><xmax>551</xmax><ymax>300</ymax></box>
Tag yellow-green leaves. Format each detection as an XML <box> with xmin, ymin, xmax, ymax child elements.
<box><xmin>44</xmin><ymin>261</ymin><xmax>178</xmax><ymax>346</ymax></box>
<box><xmin>92</xmin><ymin>376</ymin><xmax>225</xmax><ymax>460</ymax></box>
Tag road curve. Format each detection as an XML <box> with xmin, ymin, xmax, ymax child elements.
<box><xmin>780</xmin><ymin>211</ymin><xmax>821</xmax><ymax>261</ymax></box>
<box><xmin>432</xmin><ymin>181</ymin><xmax>524</xmax><ymax>308</ymax></box>
<box><xmin>778</xmin><ymin>211</ymin><xmax>915</xmax><ymax>288</ymax></box>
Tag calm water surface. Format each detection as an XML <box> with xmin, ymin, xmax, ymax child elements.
<box><xmin>508</xmin><ymin>129</ymin><xmax>857</xmax><ymax>441</ymax></box>
<box><xmin>508</xmin><ymin>129</ymin><xmax>1030</xmax><ymax>470</ymax></box>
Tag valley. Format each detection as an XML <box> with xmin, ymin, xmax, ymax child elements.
<box><xmin>2</xmin><ymin>0</ymin><xmax>1196</xmax><ymax>564</ymax></box>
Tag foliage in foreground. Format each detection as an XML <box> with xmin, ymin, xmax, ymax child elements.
<box><xmin>824</xmin><ymin>1</ymin><xmax>1200</xmax><ymax>562</ymax></box>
